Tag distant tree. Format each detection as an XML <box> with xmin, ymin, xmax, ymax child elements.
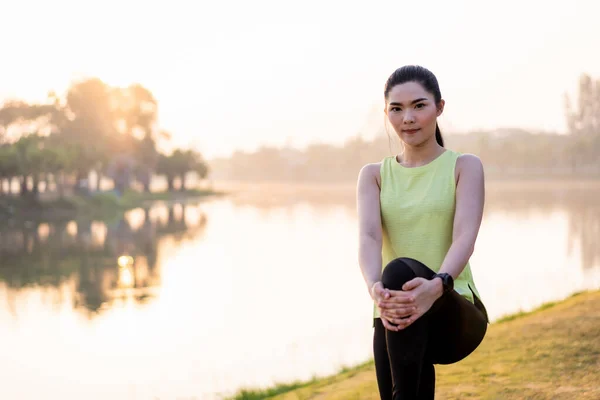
<box><xmin>0</xmin><ymin>145</ymin><xmax>19</xmax><ymax>195</ymax></box>
<box><xmin>565</xmin><ymin>74</ymin><xmax>600</xmax><ymax>168</ymax></box>
<box><xmin>0</xmin><ymin>100</ymin><xmax>58</xmax><ymax>143</ymax></box>
<box><xmin>0</xmin><ymin>79</ymin><xmax>213</xmax><ymax>197</ymax></box>
<box><xmin>156</xmin><ymin>149</ymin><xmax>208</xmax><ymax>192</ymax></box>
<box><xmin>112</xmin><ymin>84</ymin><xmax>160</xmax><ymax>192</ymax></box>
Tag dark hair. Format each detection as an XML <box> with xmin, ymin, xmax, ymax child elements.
<box><xmin>384</xmin><ymin>65</ymin><xmax>444</xmax><ymax>147</ymax></box>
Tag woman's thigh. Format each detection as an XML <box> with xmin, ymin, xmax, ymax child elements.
<box><xmin>426</xmin><ymin>291</ymin><xmax>488</xmax><ymax>365</ymax></box>
<box><xmin>381</xmin><ymin>257</ymin><xmax>488</xmax><ymax>365</ymax></box>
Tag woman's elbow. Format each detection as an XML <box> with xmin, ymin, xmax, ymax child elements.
<box><xmin>360</xmin><ymin>232</ymin><xmax>382</xmax><ymax>247</ymax></box>
<box><xmin>454</xmin><ymin>232</ymin><xmax>477</xmax><ymax>256</ymax></box>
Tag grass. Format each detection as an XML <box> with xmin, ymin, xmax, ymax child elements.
<box><xmin>228</xmin><ymin>290</ymin><xmax>600</xmax><ymax>400</ymax></box>
<box><xmin>228</xmin><ymin>362</ymin><xmax>375</xmax><ymax>400</ymax></box>
<box><xmin>230</xmin><ymin>379</ymin><xmax>319</xmax><ymax>400</ymax></box>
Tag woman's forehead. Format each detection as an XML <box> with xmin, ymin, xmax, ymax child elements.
<box><xmin>388</xmin><ymin>82</ymin><xmax>432</xmax><ymax>102</ymax></box>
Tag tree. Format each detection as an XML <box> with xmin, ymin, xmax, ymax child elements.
<box><xmin>112</xmin><ymin>84</ymin><xmax>160</xmax><ymax>191</ymax></box>
<box><xmin>565</xmin><ymin>74</ymin><xmax>600</xmax><ymax>168</ymax></box>
<box><xmin>0</xmin><ymin>145</ymin><xmax>19</xmax><ymax>195</ymax></box>
<box><xmin>156</xmin><ymin>149</ymin><xmax>209</xmax><ymax>192</ymax></box>
<box><xmin>0</xmin><ymin>77</ymin><xmax>212</xmax><ymax>197</ymax></box>
<box><xmin>63</xmin><ymin>78</ymin><xmax>116</xmax><ymax>192</ymax></box>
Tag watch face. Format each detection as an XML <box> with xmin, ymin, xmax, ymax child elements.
<box><xmin>445</xmin><ymin>275</ymin><xmax>454</xmax><ymax>291</ymax></box>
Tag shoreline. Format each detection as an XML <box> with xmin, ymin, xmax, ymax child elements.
<box><xmin>0</xmin><ymin>188</ymin><xmax>226</xmax><ymax>222</ymax></box>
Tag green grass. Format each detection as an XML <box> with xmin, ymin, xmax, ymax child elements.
<box><xmin>228</xmin><ymin>290</ymin><xmax>600</xmax><ymax>400</ymax></box>
<box><xmin>494</xmin><ymin>290</ymin><xmax>586</xmax><ymax>324</ymax></box>
<box><xmin>230</xmin><ymin>379</ymin><xmax>319</xmax><ymax>400</ymax></box>
<box><xmin>228</xmin><ymin>362</ymin><xmax>375</xmax><ymax>400</ymax></box>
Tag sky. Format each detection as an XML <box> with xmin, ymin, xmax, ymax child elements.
<box><xmin>1</xmin><ymin>0</ymin><xmax>600</xmax><ymax>158</ymax></box>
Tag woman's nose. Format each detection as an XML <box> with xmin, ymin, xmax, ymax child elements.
<box><xmin>403</xmin><ymin>111</ymin><xmax>415</xmax><ymax>124</ymax></box>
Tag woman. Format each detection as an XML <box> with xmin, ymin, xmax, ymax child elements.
<box><xmin>356</xmin><ymin>65</ymin><xmax>489</xmax><ymax>400</ymax></box>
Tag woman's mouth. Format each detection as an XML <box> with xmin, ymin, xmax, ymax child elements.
<box><xmin>402</xmin><ymin>128</ymin><xmax>420</xmax><ymax>134</ymax></box>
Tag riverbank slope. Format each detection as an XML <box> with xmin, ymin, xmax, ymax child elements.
<box><xmin>232</xmin><ymin>290</ymin><xmax>600</xmax><ymax>399</ymax></box>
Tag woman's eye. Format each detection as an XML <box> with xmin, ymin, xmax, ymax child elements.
<box><xmin>415</xmin><ymin>103</ymin><xmax>425</xmax><ymax>109</ymax></box>
<box><xmin>391</xmin><ymin>107</ymin><xmax>401</xmax><ymax>112</ymax></box>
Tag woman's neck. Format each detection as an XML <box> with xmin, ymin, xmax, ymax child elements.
<box><xmin>398</xmin><ymin>142</ymin><xmax>445</xmax><ymax>168</ymax></box>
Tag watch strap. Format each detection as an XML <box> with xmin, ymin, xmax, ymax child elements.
<box><xmin>433</xmin><ymin>273</ymin><xmax>454</xmax><ymax>293</ymax></box>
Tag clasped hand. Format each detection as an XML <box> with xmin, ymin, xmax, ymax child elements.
<box><xmin>372</xmin><ymin>278</ymin><xmax>442</xmax><ymax>332</ymax></box>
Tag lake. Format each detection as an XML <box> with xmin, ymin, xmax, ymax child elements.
<box><xmin>0</xmin><ymin>180</ymin><xmax>599</xmax><ymax>400</ymax></box>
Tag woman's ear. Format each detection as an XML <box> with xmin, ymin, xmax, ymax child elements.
<box><xmin>437</xmin><ymin>99</ymin><xmax>445</xmax><ymax>117</ymax></box>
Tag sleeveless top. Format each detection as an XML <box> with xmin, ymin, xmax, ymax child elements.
<box><xmin>374</xmin><ymin>149</ymin><xmax>482</xmax><ymax>318</ymax></box>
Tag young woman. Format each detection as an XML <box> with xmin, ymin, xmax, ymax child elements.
<box><xmin>356</xmin><ymin>65</ymin><xmax>489</xmax><ymax>400</ymax></box>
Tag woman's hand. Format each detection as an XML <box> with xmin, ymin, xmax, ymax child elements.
<box><xmin>378</xmin><ymin>277</ymin><xmax>443</xmax><ymax>330</ymax></box>
<box><xmin>371</xmin><ymin>281</ymin><xmax>399</xmax><ymax>331</ymax></box>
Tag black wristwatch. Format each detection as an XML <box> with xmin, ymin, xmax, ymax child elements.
<box><xmin>432</xmin><ymin>273</ymin><xmax>454</xmax><ymax>294</ymax></box>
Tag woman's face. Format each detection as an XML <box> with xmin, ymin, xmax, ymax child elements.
<box><xmin>385</xmin><ymin>81</ymin><xmax>444</xmax><ymax>148</ymax></box>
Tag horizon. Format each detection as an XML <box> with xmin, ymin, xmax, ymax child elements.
<box><xmin>1</xmin><ymin>0</ymin><xmax>599</xmax><ymax>159</ymax></box>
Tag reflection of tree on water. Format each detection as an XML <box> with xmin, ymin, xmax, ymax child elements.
<box><xmin>485</xmin><ymin>183</ymin><xmax>600</xmax><ymax>270</ymax></box>
<box><xmin>223</xmin><ymin>181</ymin><xmax>600</xmax><ymax>271</ymax></box>
<box><xmin>224</xmin><ymin>182</ymin><xmax>598</xmax><ymax>275</ymax></box>
<box><xmin>76</xmin><ymin>245</ymin><xmax>110</xmax><ymax>312</ymax></box>
<box><xmin>565</xmin><ymin>192</ymin><xmax>600</xmax><ymax>271</ymax></box>
<box><xmin>0</xmin><ymin>202</ymin><xmax>207</xmax><ymax>314</ymax></box>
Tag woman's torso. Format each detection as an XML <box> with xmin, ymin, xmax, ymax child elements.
<box><xmin>375</xmin><ymin>149</ymin><xmax>481</xmax><ymax>317</ymax></box>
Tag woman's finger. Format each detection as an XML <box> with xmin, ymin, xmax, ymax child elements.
<box><xmin>395</xmin><ymin>317</ymin><xmax>413</xmax><ymax>330</ymax></box>
<box><xmin>396</xmin><ymin>312</ymin><xmax>423</xmax><ymax>330</ymax></box>
<box><xmin>381</xmin><ymin>317</ymin><xmax>398</xmax><ymax>332</ymax></box>
<box><xmin>402</xmin><ymin>278</ymin><xmax>425</xmax><ymax>291</ymax></box>
<box><xmin>387</xmin><ymin>289</ymin><xmax>415</xmax><ymax>300</ymax></box>
<box><xmin>379</xmin><ymin>297</ymin><xmax>415</xmax><ymax>308</ymax></box>
<box><xmin>382</xmin><ymin>293</ymin><xmax>415</xmax><ymax>305</ymax></box>
<box><xmin>382</xmin><ymin>307</ymin><xmax>414</xmax><ymax>318</ymax></box>
<box><xmin>397</xmin><ymin>308</ymin><xmax>415</xmax><ymax>318</ymax></box>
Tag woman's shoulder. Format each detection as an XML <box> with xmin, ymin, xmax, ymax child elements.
<box><xmin>358</xmin><ymin>162</ymin><xmax>383</xmax><ymax>187</ymax></box>
<box><xmin>442</xmin><ymin>148</ymin><xmax>482</xmax><ymax>168</ymax></box>
<box><xmin>361</xmin><ymin>155</ymin><xmax>397</xmax><ymax>171</ymax></box>
<box><xmin>359</xmin><ymin>162</ymin><xmax>383</xmax><ymax>177</ymax></box>
<box><xmin>454</xmin><ymin>152</ymin><xmax>484</xmax><ymax>182</ymax></box>
<box><xmin>455</xmin><ymin>152</ymin><xmax>483</xmax><ymax>169</ymax></box>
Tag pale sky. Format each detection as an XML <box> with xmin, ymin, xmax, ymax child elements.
<box><xmin>2</xmin><ymin>0</ymin><xmax>599</xmax><ymax>158</ymax></box>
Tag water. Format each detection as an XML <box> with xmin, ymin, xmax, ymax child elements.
<box><xmin>0</xmin><ymin>181</ymin><xmax>599</xmax><ymax>400</ymax></box>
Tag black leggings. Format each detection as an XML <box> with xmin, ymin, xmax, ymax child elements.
<box><xmin>373</xmin><ymin>257</ymin><xmax>489</xmax><ymax>400</ymax></box>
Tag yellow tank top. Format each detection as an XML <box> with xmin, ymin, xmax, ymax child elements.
<box><xmin>375</xmin><ymin>149</ymin><xmax>482</xmax><ymax>318</ymax></box>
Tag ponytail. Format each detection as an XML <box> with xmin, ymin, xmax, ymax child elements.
<box><xmin>435</xmin><ymin>123</ymin><xmax>444</xmax><ymax>147</ymax></box>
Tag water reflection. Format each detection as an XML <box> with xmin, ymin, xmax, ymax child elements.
<box><xmin>484</xmin><ymin>182</ymin><xmax>600</xmax><ymax>271</ymax></box>
<box><xmin>216</xmin><ymin>181</ymin><xmax>600</xmax><ymax>271</ymax></box>
<box><xmin>0</xmin><ymin>203</ymin><xmax>207</xmax><ymax>315</ymax></box>
<box><xmin>0</xmin><ymin>182</ymin><xmax>598</xmax><ymax>400</ymax></box>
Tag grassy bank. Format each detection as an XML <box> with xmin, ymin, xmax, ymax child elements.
<box><xmin>0</xmin><ymin>188</ymin><xmax>224</xmax><ymax>220</ymax></box>
<box><xmin>230</xmin><ymin>290</ymin><xmax>600</xmax><ymax>400</ymax></box>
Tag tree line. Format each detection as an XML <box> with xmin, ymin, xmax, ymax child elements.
<box><xmin>0</xmin><ymin>78</ymin><xmax>208</xmax><ymax>199</ymax></box>
<box><xmin>2</xmin><ymin>73</ymin><xmax>599</xmax><ymax>193</ymax></box>
<box><xmin>209</xmin><ymin>73</ymin><xmax>600</xmax><ymax>182</ymax></box>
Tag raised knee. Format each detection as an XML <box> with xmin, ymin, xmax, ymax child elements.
<box><xmin>381</xmin><ymin>258</ymin><xmax>416</xmax><ymax>291</ymax></box>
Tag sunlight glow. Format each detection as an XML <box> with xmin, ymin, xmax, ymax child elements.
<box><xmin>1</xmin><ymin>1</ymin><xmax>599</xmax><ymax>158</ymax></box>
<box><xmin>117</xmin><ymin>256</ymin><xmax>134</xmax><ymax>269</ymax></box>
<box><xmin>118</xmin><ymin>267</ymin><xmax>135</xmax><ymax>289</ymax></box>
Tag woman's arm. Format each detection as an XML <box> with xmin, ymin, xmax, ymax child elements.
<box><xmin>434</xmin><ymin>154</ymin><xmax>485</xmax><ymax>285</ymax></box>
<box><xmin>356</xmin><ymin>163</ymin><xmax>383</xmax><ymax>299</ymax></box>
